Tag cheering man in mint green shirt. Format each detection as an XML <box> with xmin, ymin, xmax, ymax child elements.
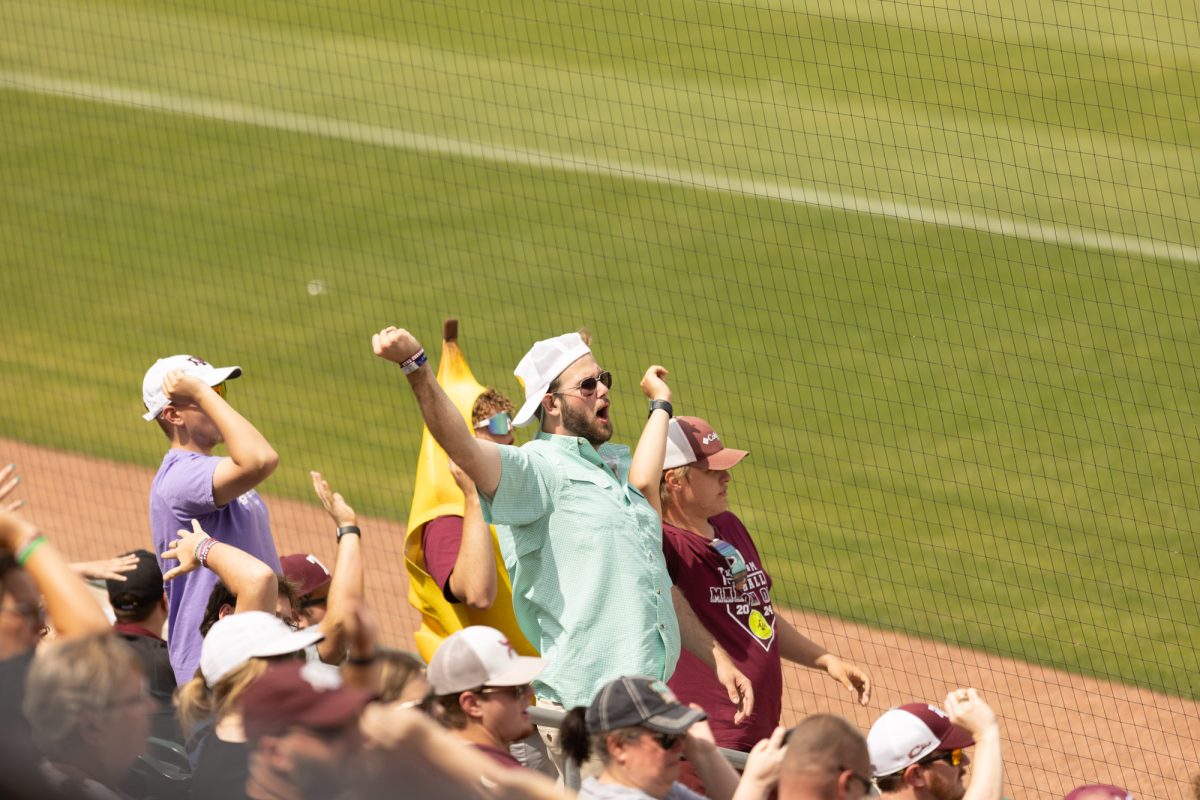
<box><xmin>373</xmin><ymin>325</ymin><xmax>752</xmax><ymax>772</ymax></box>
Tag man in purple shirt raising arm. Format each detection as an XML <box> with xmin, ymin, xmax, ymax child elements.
<box><xmin>142</xmin><ymin>354</ymin><xmax>280</xmax><ymax>684</ymax></box>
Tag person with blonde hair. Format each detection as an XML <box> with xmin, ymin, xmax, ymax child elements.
<box><xmin>178</xmin><ymin>611</ymin><xmax>323</xmax><ymax>800</ymax></box>
<box><xmin>23</xmin><ymin>633</ymin><xmax>155</xmax><ymax>799</ymax></box>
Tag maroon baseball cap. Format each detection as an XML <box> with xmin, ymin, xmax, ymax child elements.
<box><xmin>241</xmin><ymin>661</ymin><xmax>372</xmax><ymax>742</ymax></box>
<box><xmin>662</xmin><ymin>416</ymin><xmax>749</xmax><ymax>471</ymax></box>
<box><xmin>281</xmin><ymin>553</ymin><xmax>332</xmax><ymax>597</ymax></box>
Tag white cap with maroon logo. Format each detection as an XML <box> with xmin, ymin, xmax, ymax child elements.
<box><xmin>427</xmin><ymin>625</ymin><xmax>545</xmax><ymax>695</ymax></box>
<box><xmin>867</xmin><ymin>702</ymin><xmax>976</xmax><ymax>777</ymax></box>
<box><xmin>663</xmin><ymin>416</ymin><xmax>750</xmax><ymax>471</ymax></box>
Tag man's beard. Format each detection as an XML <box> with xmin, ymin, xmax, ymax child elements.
<box><xmin>560</xmin><ymin>400</ymin><xmax>611</xmax><ymax>447</ymax></box>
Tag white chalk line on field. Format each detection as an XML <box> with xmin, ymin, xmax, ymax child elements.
<box><xmin>3</xmin><ymin>70</ymin><xmax>1198</xmax><ymax>267</ymax></box>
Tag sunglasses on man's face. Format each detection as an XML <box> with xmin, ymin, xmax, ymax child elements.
<box><xmin>920</xmin><ymin>748</ymin><xmax>964</xmax><ymax>767</ymax></box>
<box><xmin>554</xmin><ymin>371</ymin><xmax>612</xmax><ymax>397</ymax></box>
<box><xmin>474</xmin><ymin>411</ymin><xmax>513</xmax><ymax>436</ymax></box>
<box><xmin>476</xmin><ymin>683</ymin><xmax>531</xmax><ymax>701</ymax></box>
<box><xmin>211</xmin><ymin>382</ymin><xmax>227</xmax><ymax>399</ymax></box>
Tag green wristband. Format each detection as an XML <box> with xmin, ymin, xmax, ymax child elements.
<box><xmin>16</xmin><ymin>534</ymin><xmax>47</xmax><ymax>567</ymax></box>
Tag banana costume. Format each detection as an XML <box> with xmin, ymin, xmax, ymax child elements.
<box><xmin>404</xmin><ymin>324</ymin><xmax>537</xmax><ymax>662</ymax></box>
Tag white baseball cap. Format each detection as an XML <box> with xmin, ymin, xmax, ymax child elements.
<box><xmin>867</xmin><ymin>703</ymin><xmax>975</xmax><ymax>777</ymax></box>
<box><xmin>200</xmin><ymin>611</ymin><xmax>324</xmax><ymax>687</ymax></box>
<box><xmin>427</xmin><ymin>626</ymin><xmax>545</xmax><ymax>695</ymax></box>
<box><xmin>141</xmin><ymin>354</ymin><xmax>242</xmax><ymax>421</ymax></box>
<box><xmin>511</xmin><ymin>333</ymin><xmax>591</xmax><ymax>428</ymax></box>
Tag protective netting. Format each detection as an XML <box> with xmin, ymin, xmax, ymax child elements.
<box><xmin>2</xmin><ymin>0</ymin><xmax>1198</xmax><ymax>795</ymax></box>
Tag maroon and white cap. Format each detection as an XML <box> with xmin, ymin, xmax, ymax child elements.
<box><xmin>427</xmin><ymin>625</ymin><xmax>545</xmax><ymax>695</ymax></box>
<box><xmin>663</xmin><ymin>416</ymin><xmax>749</xmax><ymax>471</ymax></box>
<box><xmin>1063</xmin><ymin>786</ymin><xmax>1133</xmax><ymax>800</ymax></box>
<box><xmin>867</xmin><ymin>702</ymin><xmax>975</xmax><ymax>777</ymax></box>
<box><xmin>281</xmin><ymin>553</ymin><xmax>333</xmax><ymax>597</ymax></box>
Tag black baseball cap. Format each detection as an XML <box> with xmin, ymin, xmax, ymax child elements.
<box><xmin>586</xmin><ymin>675</ymin><xmax>706</xmax><ymax>735</ymax></box>
<box><xmin>106</xmin><ymin>550</ymin><xmax>164</xmax><ymax>613</ymax></box>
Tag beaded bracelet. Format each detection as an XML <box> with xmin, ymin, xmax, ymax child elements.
<box><xmin>197</xmin><ymin>537</ymin><xmax>219</xmax><ymax>568</ymax></box>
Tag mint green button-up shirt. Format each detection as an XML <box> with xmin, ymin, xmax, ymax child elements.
<box><xmin>481</xmin><ymin>431</ymin><xmax>681</xmax><ymax>709</ymax></box>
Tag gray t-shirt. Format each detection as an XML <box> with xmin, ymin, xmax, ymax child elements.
<box><xmin>579</xmin><ymin>777</ymin><xmax>707</xmax><ymax>800</ymax></box>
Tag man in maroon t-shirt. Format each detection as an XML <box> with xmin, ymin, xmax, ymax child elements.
<box><xmin>659</xmin><ymin>416</ymin><xmax>873</xmax><ymax>752</ymax></box>
<box><xmin>422</xmin><ymin>388</ymin><xmax>516</xmax><ymax>608</ymax></box>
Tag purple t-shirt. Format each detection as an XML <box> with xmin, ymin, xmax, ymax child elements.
<box><xmin>662</xmin><ymin>512</ymin><xmax>781</xmax><ymax>752</ymax></box>
<box><xmin>150</xmin><ymin>449</ymin><xmax>279</xmax><ymax>684</ymax></box>
<box><xmin>422</xmin><ymin>515</ymin><xmax>465</xmax><ymax>602</ymax></box>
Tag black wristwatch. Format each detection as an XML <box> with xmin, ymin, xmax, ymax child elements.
<box><xmin>336</xmin><ymin>525</ymin><xmax>361</xmax><ymax>542</ymax></box>
<box><xmin>648</xmin><ymin>399</ymin><xmax>674</xmax><ymax>418</ymax></box>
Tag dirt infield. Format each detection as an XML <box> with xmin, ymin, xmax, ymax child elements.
<box><xmin>6</xmin><ymin>436</ymin><xmax>1197</xmax><ymax>798</ymax></box>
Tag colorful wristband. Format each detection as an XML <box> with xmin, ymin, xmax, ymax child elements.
<box><xmin>399</xmin><ymin>348</ymin><xmax>427</xmax><ymax>375</ymax></box>
<box><xmin>197</xmin><ymin>537</ymin><xmax>219</xmax><ymax>568</ymax></box>
<box><xmin>16</xmin><ymin>534</ymin><xmax>46</xmax><ymax>567</ymax></box>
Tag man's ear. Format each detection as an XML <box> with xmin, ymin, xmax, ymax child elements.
<box><xmin>459</xmin><ymin>691</ymin><xmax>485</xmax><ymax>720</ymax></box>
<box><xmin>539</xmin><ymin>393</ymin><xmax>558</xmax><ymax>418</ymax></box>
<box><xmin>903</xmin><ymin>763</ymin><xmax>927</xmax><ymax>789</ymax></box>
<box><xmin>76</xmin><ymin>711</ymin><xmax>105</xmax><ymax>747</ymax></box>
<box><xmin>218</xmin><ymin>603</ymin><xmax>235</xmax><ymax>620</ymax></box>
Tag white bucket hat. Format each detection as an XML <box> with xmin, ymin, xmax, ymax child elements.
<box><xmin>511</xmin><ymin>333</ymin><xmax>591</xmax><ymax>428</ymax></box>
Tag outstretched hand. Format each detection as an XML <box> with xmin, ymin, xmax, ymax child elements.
<box><xmin>160</xmin><ymin>519</ymin><xmax>210</xmax><ymax>581</ymax></box>
<box><xmin>0</xmin><ymin>464</ymin><xmax>25</xmax><ymax>513</ymax></box>
<box><xmin>372</xmin><ymin>326</ymin><xmax>423</xmax><ymax>366</ymax></box>
<box><xmin>640</xmin><ymin>365</ymin><xmax>671</xmax><ymax>403</ymax></box>
<box><xmin>70</xmin><ymin>553</ymin><xmax>140</xmax><ymax>582</ymax></box>
<box><xmin>821</xmin><ymin>655</ymin><xmax>872</xmax><ymax>706</ymax></box>
<box><xmin>311</xmin><ymin>471</ymin><xmax>357</xmax><ymax>527</ymax></box>
<box><xmin>447</xmin><ymin>458</ymin><xmax>475</xmax><ymax>493</ymax></box>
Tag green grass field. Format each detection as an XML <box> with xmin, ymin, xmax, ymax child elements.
<box><xmin>2</xmin><ymin>0</ymin><xmax>1197</xmax><ymax>699</ymax></box>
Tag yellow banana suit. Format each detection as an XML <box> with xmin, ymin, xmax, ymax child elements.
<box><xmin>404</xmin><ymin>322</ymin><xmax>537</xmax><ymax>662</ymax></box>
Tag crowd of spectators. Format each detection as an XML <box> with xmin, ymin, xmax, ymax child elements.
<box><xmin>0</xmin><ymin>328</ymin><xmax>1174</xmax><ymax>799</ymax></box>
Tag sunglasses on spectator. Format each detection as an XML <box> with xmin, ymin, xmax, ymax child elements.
<box><xmin>212</xmin><ymin>382</ymin><xmax>227</xmax><ymax>399</ymax></box>
<box><xmin>646</xmin><ymin>731</ymin><xmax>685</xmax><ymax>750</ymax></box>
<box><xmin>920</xmin><ymin>748</ymin><xmax>964</xmax><ymax>767</ymax></box>
<box><xmin>553</xmin><ymin>371</ymin><xmax>612</xmax><ymax>397</ymax></box>
<box><xmin>476</xmin><ymin>683</ymin><xmax>531</xmax><ymax>700</ymax></box>
<box><xmin>710</xmin><ymin>538</ymin><xmax>748</xmax><ymax>590</ymax></box>
<box><xmin>474</xmin><ymin>411</ymin><xmax>513</xmax><ymax>436</ymax></box>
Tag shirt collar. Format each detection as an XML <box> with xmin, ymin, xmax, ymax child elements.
<box><xmin>535</xmin><ymin>430</ymin><xmax>626</xmax><ymax>472</ymax></box>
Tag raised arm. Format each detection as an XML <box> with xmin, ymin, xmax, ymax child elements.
<box><xmin>683</xmin><ymin>715</ymin><xmax>744</xmax><ymax>800</ymax></box>
<box><xmin>161</xmin><ymin>370</ymin><xmax>279</xmax><ymax>507</ymax></box>
<box><xmin>672</xmin><ymin>586</ymin><xmax>754</xmax><ymax>724</ymax></box>
<box><xmin>0</xmin><ymin>509</ymin><xmax>110</xmax><ymax>638</ymax></box>
<box><xmin>946</xmin><ymin>688</ymin><xmax>1003</xmax><ymax>800</ymax></box>
<box><xmin>311</xmin><ymin>471</ymin><xmax>365</xmax><ymax>662</ymax></box>
<box><xmin>372</xmin><ymin>327</ymin><xmax>502</xmax><ymax>498</ymax></box>
<box><xmin>628</xmin><ymin>365</ymin><xmax>671</xmax><ymax>518</ymax></box>
<box><xmin>445</xmin><ymin>459</ymin><xmax>498</xmax><ymax>610</ymax></box>
<box><xmin>777</xmin><ymin>617</ymin><xmax>871</xmax><ymax>705</ymax></box>
<box><xmin>160</xmin><ymin>519</ymin><xmax>277</xmax><ymax>613</ymax></box>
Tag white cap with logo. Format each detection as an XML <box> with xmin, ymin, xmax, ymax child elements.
<box><xmin>511</xmin><ymin>333</ymin><xmax>591</xmax><ymax>428</ymax></box>
<box><xmin>427</xmin><ymin>625</ymin><xmax>546</xmax><ymax>695</ymax></box>
<box><xmin>141</xmin><ymin>354</ymin><xmax>242</xmax><ymax>421</ymax></box>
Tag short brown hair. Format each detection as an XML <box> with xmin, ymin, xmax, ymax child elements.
<box><xmin>659</xmin><ymin>465</ymin><xmax>690</xmax><ymax>508</ymax></box>
<box><xmin>471</xmin><ymin>388</ymin><xmax>515</xmax><ymax>427</ymax></box>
